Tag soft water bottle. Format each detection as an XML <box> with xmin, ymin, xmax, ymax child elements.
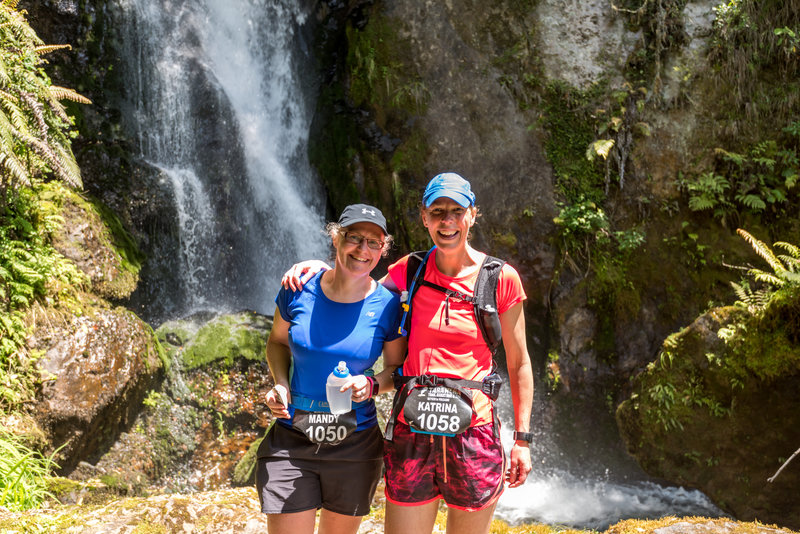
<box><xmin>326</xmin><ymin>361</ymin><xmax>352</xmax><ymax>414</ymax></box>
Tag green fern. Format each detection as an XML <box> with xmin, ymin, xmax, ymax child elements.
<box><xmin>0</xmin><ymin>2</ymin><xmax>88</xmax><ymax>194</ymax></box>
<box><xmin>732</xmin><ymin>229</ymin><xmax>800</xmax><ymax>314</ymax></box>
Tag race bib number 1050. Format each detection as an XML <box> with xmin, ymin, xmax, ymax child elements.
<box><xmin>292</xmin><ymin>409</ymin><xmax>357</xmax><ymax>445</ymax></box>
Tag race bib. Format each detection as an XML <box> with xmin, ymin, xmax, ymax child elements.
<box><xmin>292</xmin><ymin>409</ymin><xmax>357</xmax><ymax>445</ymax></box>
<box><xmin>403</xmin><ymin>386</ymin><xmax>473</xmax><ymax>436</ymax></box>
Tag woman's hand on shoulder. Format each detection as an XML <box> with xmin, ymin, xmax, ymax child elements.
<box><xmin>281</xmin><ymin>260</ymin><xmax>332</xmax><ymax>291</ymax></box>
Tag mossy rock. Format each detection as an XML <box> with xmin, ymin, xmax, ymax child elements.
<box><xmin>616</xmin><ymin>289</ymin><xmax>800</xmax><ymax>527</ymax></box>
<box><xmin>42</xmin><ymin>181</ymin><xmax>143</xmax><ymax>301</ymax></box>
<box><xmin>156</xmin><ymin>311</ymin><xmax>273</xmax><ymax>371</ymax></box>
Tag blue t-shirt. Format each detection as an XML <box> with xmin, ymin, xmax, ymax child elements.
<box><xmin>275</xmin><ymin>271</ymin><xmax>401</xmax><ymax>431</ymax></box>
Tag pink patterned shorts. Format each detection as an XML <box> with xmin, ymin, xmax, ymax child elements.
<box><xmin>383</xmin><ymin>421</ymin><xmax>506</xmax><ymax>511</ymax></box>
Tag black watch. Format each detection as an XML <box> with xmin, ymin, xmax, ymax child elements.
<box><xmin>369</xmin><ymin>377</ymin><xmax>380</xmax><ymax>398</ymax></box>
<box><xmin>513</xmin><ymin>431</ymin><xmax>534</xmax><ymax>443</ymax></box>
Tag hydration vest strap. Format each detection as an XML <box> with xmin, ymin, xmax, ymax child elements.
<box><xmin>398</xmin><ymin>247</ymin><xmax>436</xmax><ymax>336</ymax></box>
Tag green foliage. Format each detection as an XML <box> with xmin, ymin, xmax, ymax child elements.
<box><xmin>586</xmin><ymin>83</ymin><xmax>650</xmax><ymax>193</ymax></box>
<box><xmin>709</xmin><ymin>0</ymin><xmax>800</xmax><ymax>127</ymax></box>
<box><xmin>0</xmin><ymin>3</ymin><xmax>88</xmax><ymax>196</ymax></box>
<box><xmin>728</xmin><ymin>229</ymin><xmax>800</xmax><ymax>315</ymax></box>
<box><xmin>0</xmin><ymin>430</ymin><xmax>58</xmax><ymax>511</ymax></box>
<box><xmin>553</xmin><ymin>195</ymin><xmax>646</xmax><ymax>337</ymax></box>
<box><xmin>0</xmin><ymin>186</ymin><xmax>87</xmax><ymax>409</ymax></box>
<box><xmin>0</xmin><ymin>5</ymin><xmax>88</xmax><ymax>411</ymax></box>
<box><xmin>539</xmin><ymin>81</ymin><xmax>606</xmax><ymax>202</ymax></box>
<box><xmin>682</xmin><ymin>123</ymin><xmax>800</xmax><ymax>223</ymax></box>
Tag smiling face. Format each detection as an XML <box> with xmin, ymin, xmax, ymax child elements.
<box><xmin>421</xmin><ymin>197</ymin><xmax>477</xmax><ymax>251</ymax></box>
<box><xmin>333</xmin><ymin>221</ymin><xmax>385</xmax><ymax>276</ymax></box>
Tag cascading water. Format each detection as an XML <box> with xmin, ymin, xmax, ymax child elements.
<box><xmin>110</xmin><ymin>0</ymin><xmax>726</xmax><ymax>528</ymax></box>
<box><xmin>114</xmin><ymin>0</ymin><xmax>327</xmax><ymax>319</ymax></box>
<box><xmin>494</xmin><ymin>391</ymin><xmax>725</xmax><ymax>530</ymax></box>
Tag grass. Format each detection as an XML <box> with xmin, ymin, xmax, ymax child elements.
<box><xmin>0</xmin><ymin>431</ymin><xmax>59</xmax><ymax>511</ymax></box>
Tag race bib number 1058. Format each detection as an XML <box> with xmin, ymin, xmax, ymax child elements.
<box><xmin>403</xmin><ymin>386</ymin><xmax>473</xmax><ymax>436</ymax></box>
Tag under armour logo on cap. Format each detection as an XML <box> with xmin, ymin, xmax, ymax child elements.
<box><xmin>337</xmin><ymin>203</ymin><xmax>388</xmax><ymax>233</ymax></box>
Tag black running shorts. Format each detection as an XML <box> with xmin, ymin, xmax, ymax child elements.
<box><xmin>256</xmin><ymin>422</ymin><xmax>383</xmax><ymax>516</ymax></box>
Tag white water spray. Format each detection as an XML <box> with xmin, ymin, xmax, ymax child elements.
<box><xmin>494</xmin><ymin>393</ymin><xmax>725</xmax><ymax>530</ymax></box>
<box><xmin>115</xmin><ymin>0</ymin><xmax>327</xmax><ymax>317</ymax></box>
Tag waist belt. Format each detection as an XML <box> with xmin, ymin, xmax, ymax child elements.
<box><xmin>385</xmin><ymin>370</ymin><xmax>503</xmax><ymax>441</ymax></box>
<box><xmin>289</xmin><ymin>393</ymin><xmax>369</xmax><ymax>413</ymax></box>
<box><xmin>392</xmin><ymin>370</ymin><xmax>502</xmax><ymax>401</ymax></box>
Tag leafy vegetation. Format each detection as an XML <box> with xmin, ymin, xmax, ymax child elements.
<box><xmin>347</xmin><ymin>14</ymin><xmax>429</xmax><ymax>118</ymax></box>
<box><xmin>0</xmin><ymin>1</ymin><xmax>89</xmax><ymax>512</ymax></box>
<box><xmin>0</xmin><ymin>430</ymin><xmax>59</xmax><ymax>511</ymax></box>
<box><xmin>0</xmin><ymin>1</ymin><xmax>90</xmax><ymax>199</ymax></box>
<box><xmin>709</xmin><ymin>0</ymin><xmax>800</xmax><ymax>123</ymax></box>
<box><xmin>635</xmin><ymin>229</ymin><xmax>800</xmax><ymax>434</ymax></box>
<box><xmin>682</xmin><ymin>122</ymin><xmax>800</xmax><ymax>223</ymax></box>
<box><xmin>0</xmin><ymin>185</ymin><xmax>87</xmax><ymax>410</ymax></box>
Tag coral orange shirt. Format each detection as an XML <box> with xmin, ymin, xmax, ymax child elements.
<box><xmin>388</xmin><ymin>249</ymin><xmax>526</xmax><ymax>426</ymax></box>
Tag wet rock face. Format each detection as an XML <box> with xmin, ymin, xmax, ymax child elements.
<box><xmin>30</xmin><ymin>302</ymin><xmax>164</xmax><ymax>474</ymax></box>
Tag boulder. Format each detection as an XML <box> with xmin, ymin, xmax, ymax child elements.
<box><xmin>616</xmin><ymin>290</ymin><xmax>800</xmax><ymax>529</ymax></box>
<box><xmin>30</xmin><ymin>298</ymin><xmax>165</xmax><ymax>474</ymax></box>
<box><xmin>67</xmin><ymin>311</ymin><xmax>275</xmax><ymax>492</ymax></box>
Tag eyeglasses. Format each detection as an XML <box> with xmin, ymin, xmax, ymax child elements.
<box><xmin>344</xmin><ymin>232</ymin><xmax>384</xmax><ymax>250</ymax></box>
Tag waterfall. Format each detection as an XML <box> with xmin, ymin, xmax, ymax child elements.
<box><xmin>493</xmin><ymin>392</ymin><xmax>725</xmax><ymax>530</ymax></box>
<box><xmin>114</xmin><ymin>0</ymin><xmax>328</xmax><ymax>319</ymax></box>
<box><xmin>109</xmin><ymin>0</ymin><xmax>727</xmax><ymax>528</ymax></box>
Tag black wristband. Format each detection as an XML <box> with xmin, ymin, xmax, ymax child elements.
<box><xmin>367</xmin><ymin>377</ymin><xmax>380</xmax><ymax>398</ymax></box>
<box><xmin>513</xmin><ymin>431</ymin><xmax>534</xmax><ymax>443</ymax></box>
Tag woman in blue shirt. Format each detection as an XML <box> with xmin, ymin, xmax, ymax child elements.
<box><xmin>256</xmin><ymin>204</ymin><xmax>406</xmax><ymax>534</ymax></box>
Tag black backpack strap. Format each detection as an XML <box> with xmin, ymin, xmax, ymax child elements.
<box><xmin>398</xmin><ymin>248</ymin><xmax>435</xmax><ymax>336</ymax></box>
<box><xmin>473</xmin><ymin>255</ymin><xmax>505</xmax><ymax>354</ymax></box>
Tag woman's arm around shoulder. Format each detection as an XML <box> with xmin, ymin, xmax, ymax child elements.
<box><xmin>281</xmin><ymin>260</ymin><xmax>332</xmax><ymax>291</ymax></box>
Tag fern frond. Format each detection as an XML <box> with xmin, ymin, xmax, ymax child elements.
<box><xmin>774</xmin><ymin>241</ymin><xmax>800</xmax><ymax>258</ymax></box>
<box><xmin>0</xmin><ymin>91</ymin><xmax>30</xmax><ymax>137</ymax></box>
<box><xmin>2</xmin><ymin>0</ymin><xmax>21</xmax><ymax>9</ymax></box>
<box><xmin>34</xmin><ymin>44</ymin><xmax>71</xmax><ymax>56</ymax></box>
<box><xmin>0</xmin><ymin>55</ymin><xmax>10</xmax><ymax>87</ymax></box>
<box><xmin>777</xmin><ymin>255</ymin><xmax>800</xmax><ymax>273</ymax></box>
<box><xmin>0</xmin><ymin>7</ymin><xmax>43</xmax><ymax>46</ymax></box>
<box><xmin>715</xmin><ymin>147</ymin><xmax>746</xmax><ymax>166</ymax></box>
<box><xmin>730</xmin><ymin>281</ymin><xmax>749</xmax><ymax>302</ymax></box>
<box><xmin>737</xmin><ymin>228</ymin><xmax>787</xmax><ymax>275</ymax></box>
<box><xmin>750</xmin><ymin>270</ymin><xmax>785</xmax><ymax>287</ymax></box>
<box><xmin>729</xmin><ymin>280</ymin><xmax>774</xmax><ymax>314</ymax></box>
<box><xmin>48</xmin><ymin>85</ymin><xmax>91</xmax><ymax>105</ymax></box>
<box><xmin>17</xmin><ymin>90</ymin><xmax>48</xmax><ymax>139</ymax></box>
<box><xmin>688</xmin><ymin>196</ymin><xmax>716</xmax><ymax>211</ymax></box>
<box><xmin>0</xmin><ymin>152</ymin><xmax>31</xmax><ymax>187</ymax></box>
<box><xmin>51</xmin><ymin>141</ymin><xmax>82</xmax><ymax>188</ymax></box>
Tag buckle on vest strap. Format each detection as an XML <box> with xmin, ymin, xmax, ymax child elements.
<box><xmin>417</xmin><ymin>374</ymin><xmax>443</xmax><ymax>387</ymax></box>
